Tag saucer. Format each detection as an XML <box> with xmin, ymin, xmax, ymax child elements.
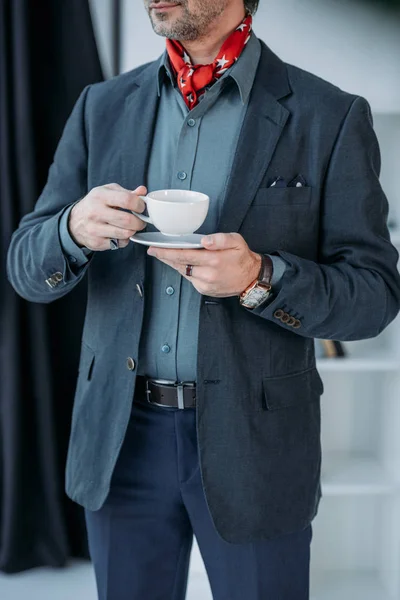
<box><xmin>130</xmin><ymin>232</ymin><xmax>204</xmax><ymax>249</ymax></box>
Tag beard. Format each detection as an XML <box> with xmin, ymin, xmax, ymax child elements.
<box><xmin>146</xmin><ymin>0</ymin><xmax>228</xmax><ymax>41</ymax></box>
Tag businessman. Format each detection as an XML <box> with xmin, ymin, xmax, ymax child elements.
<box><xmin>7</xmin><ymin>0</ymin><xmax>400</xmax><ymax>598</ymax></box>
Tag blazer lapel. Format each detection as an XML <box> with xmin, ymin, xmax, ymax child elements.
<box><xmin>118</xmin><ymin>60</ymin><xmax>160</xmax><ymax>266</ymax></box>
<box><xmin>120</xmin><ymin>60</ymin><xmax>160</xmax><ymax>191</ymax></box>
<box><xmin>218</xmin><ymin>42</ymin><xmax>292</xmax><ymax>234</ymax></box>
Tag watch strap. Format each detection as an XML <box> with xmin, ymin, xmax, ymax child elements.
<box><xmin>258</xmin><ymin>254</ymin><xmax>273</xmax><ymax>286</ymax></box>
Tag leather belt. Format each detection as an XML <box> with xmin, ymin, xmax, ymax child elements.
<box><xmin>135</xmin><ymin>376</ymin><xmax>196</xmax><ymax>409</ymax></box>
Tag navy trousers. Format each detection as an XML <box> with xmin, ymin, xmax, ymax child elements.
<box><xmin>84</xmin><ymin>393</ymin><xmax>312</xmax><ymax>600</ymax></box>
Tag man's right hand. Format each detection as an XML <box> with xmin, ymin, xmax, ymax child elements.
<box><xmin>68</xmin><ymin>183</ymin><xmax>148</xmax><ymax>251</ymax></box>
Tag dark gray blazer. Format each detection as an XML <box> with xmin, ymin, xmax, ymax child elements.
<box><xmin>7</xmin><ymin>41</ymin><xmax>400</xmax><ymax>543</ymax></box>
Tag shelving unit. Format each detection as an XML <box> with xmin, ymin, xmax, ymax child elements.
<box><xmin>317</xmin><ymin>357</ymin><xmax>399</xmax><ymax>372</ymax></box>
<box><xmin>309</xmin><ymin>111</ymin><xmax>400</xmax><ymax>600</ymax></box>
<box><xmin>321</xmin><ymin>454</ymin><xmax>397</xmax><ymax>496</ymax></box>
<box><xmin>311</xmin><ymin>573</ymin><xmax>392</xmax><ymax>600</ymax></box>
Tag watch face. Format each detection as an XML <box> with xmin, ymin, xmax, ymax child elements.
<box><xmin>242</xmin><ymin>287</ymin><xmax>271</xmax><ymax>309</ymax></box>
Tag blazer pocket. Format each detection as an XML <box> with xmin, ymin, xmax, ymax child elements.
<box><xmin>263</xmin><ymin>367</ymin><xmax>324</xmax><ymax>410</ymax></box>
<box><xmin>252</xmin><ymin>186</ymin><xmax>312</xmax><ymax>206</ymax></box>
<box><xmin>78</xmin><ymin>341</ymin><xmax>95</xmax><ymax>382</ymax></box>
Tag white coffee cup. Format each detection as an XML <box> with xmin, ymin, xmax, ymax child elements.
<box><xmin>130</xmin><ymin>189</ymin><xmax>210</xmax><ymax>236</ymax></box>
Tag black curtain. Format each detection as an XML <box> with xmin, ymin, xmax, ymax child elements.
<box><xmin>0</xmin><ymin>0</ymin><xmax>103</xmax><ymax>573</ymax></box>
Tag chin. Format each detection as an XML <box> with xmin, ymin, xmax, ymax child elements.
<box><xmin>152</xmin><ymin>21</ymin><xmax>179</xmax><ymax>38</ymax></box>
<box><xmin>152</xmin><ymin>15</ymin><xmax>172</xmax><ymax>28</ymax></box>
<box><xmin>152</xmin><ymin>23</ymin><xmax>173</xmax><ymax>37</ymax></box>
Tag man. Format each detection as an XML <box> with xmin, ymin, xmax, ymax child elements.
<box><xmin>6</xmin><ymin>0</ymin><xmax>400</xmax><ymax>598</ymax></box>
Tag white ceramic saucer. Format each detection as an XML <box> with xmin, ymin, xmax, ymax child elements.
<box><xmin>130</xmin><ymin>232</ymin><xmax>204</xmax><ymax>249</ymax></box>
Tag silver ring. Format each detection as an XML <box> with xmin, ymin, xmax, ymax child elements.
<box><xmin>110</xmin><ymin>238</ymin><xmax>119</xmax><ymax>251</ymax></box>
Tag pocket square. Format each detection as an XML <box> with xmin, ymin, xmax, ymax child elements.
<box><xmin>288</xmin><ymin>174</ymin><xmax>307</xmax><ymax>188</ymax></box>
<box><xmin>268</xmin><ymin>175</ymin><xmax>308</xmax><ymax>188</ymax></box>
<box><xmin>269</xmin><ymin>177</ymin><xmax>287</xmax><ymax>188</ymax></box>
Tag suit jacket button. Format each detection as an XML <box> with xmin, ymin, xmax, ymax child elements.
<box><xmin>293</xmin><ymin>319</ymin><xmax>301</xmax><ymax>329</ymax></box>
<box><xmin>127</xmin><ymin>357</ymin><xmax>136</xmax><ymax>371</ymax></box>
<box><xmin>54</xmin><ymin>272</ymin><xmax>63</xmax><ymax>282</ymax></box>
<box><xmin>281</xmin><ymin>313</ymin><xmax>290</xmax><ymax>323</ymax></box>
<box><xmin>287</xmin><ymin>316</ymin><xmax>296</xmax><ymax>327</ymax></box>
<box><xmin>274</xmin><ymin>309</ymin><xmax>284</xmax><ymax>320</ymax></box>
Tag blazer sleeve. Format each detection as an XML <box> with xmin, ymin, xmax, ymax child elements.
<box><xmin>6</xmin><ymin>85</ymin><xmax>93</xmax><ymax>304</ymax></box>
<box><xmin>251</xmin><ymin>96</ymin><xmax>400</xmax><ymax>340</ymax></box>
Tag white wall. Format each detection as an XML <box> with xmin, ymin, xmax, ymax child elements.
<box><xmin>119</xmin><ymin>0</ymin><xmax>400</xmax><ymax>112</ymax></box>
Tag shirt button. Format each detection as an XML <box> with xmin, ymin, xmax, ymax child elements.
<box><xmin>187</xmin><ymin>118</ymin><xmax>196</xmax><ymax>127</ymax></box>
<box><xmin>166</xmin><ymin>286</ymin><xmax>175</xmax><ymax>295</ymax></box>
<box><xmin>68</xmin><ymin>255</ymin><xmax>77</xmax><ymax>264</ymax></box>
<box><xmin>161</xmin><ymin>344</ymin><xmax>171</xmax><ymax>354</ymax></box>
<box><xmin>127</xmin><ymin>357</ymin><xmax>136</xmax><ymax>371</ymax></box>
<box><xmin>177</xmin><ymin>171</ymin><xmax>187</xmax><ymax>181</ymax></box>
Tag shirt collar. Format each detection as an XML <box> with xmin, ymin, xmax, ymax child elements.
<box><xmin>156</xmin><ymin>32</ymin><xmax>261</xmax><ymax>105</ymax></box>
<box><xmin>228</xmin><ymin>32</ymin><xmax>261</xmax><ymax>105</ymax></box>
<box><xmin>157</xmin><ymin>51</ymin><xmax>173</xmax><ymax>96</ymax></box>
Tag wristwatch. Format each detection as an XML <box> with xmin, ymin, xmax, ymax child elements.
<box><xmin>239</xmin><ymin>254</ymin><xmax>273</xmax><ymax>309</ymax></box>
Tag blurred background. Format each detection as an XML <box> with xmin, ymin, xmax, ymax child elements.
<box><xmin>0</xmin><ymin>0</ymin><xmax>399</xmax><ymax>599</ymax></box>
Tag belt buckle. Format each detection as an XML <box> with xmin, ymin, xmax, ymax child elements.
<box><xmin>177</xmin><ymin>381</ymin><xmax>195</xmax><ymax>410</ymax></box>
<box><xmin>146</xmin><ymin>379</ymin><xmax>195</xmax><ymax>410</ymax></box>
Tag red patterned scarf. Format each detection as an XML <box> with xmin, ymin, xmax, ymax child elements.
<box><xmin>166</xmin><ymin>15</ymin><xmax>252</xmax><ymax>110</ymax></box>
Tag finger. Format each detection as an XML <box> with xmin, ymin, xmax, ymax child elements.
<box><xmin>147</xmin><ymin>247</ymin><xmax>210</xmax><ymax>265</ymax></box>
<box><xmin>113</xmin><ymin>239</ymin><xmax>130</xmax><ymax>249</ymax></box>
<box><xmin>102</xmin><ymin>237</ymin><xmax>131</xmax><ymax>251</ymax></box>
<box><xmin>98</xmin><ymin>186</ymin><xmax>147</xmax><ymax>213</ymax></box>
<box><xmin>167</xmin><ymin>262</ymin><xmax>195</xmax><ymax>278</ymax></box>
<box><xmin>85</xmin><ymin>236</ymin><xmax>131</xmax><ymax>252</ymax></box>
<box><xmin>103</xmin><ymin>183</ymin><xmax>126</xmax><ymax>191</ymax></box>
<box><xmin>152</xmin><ymin>257</ymin><xmax>214</xmax><ymax>283</ymax></box>
<box><xmin>201</xmin><ymin>232</ymin><xmax>243</xmax><ymax>251</ymax></box>
<box><xmin>131</xmin><ymin>185</ymin><xmax>148</xmax><ymax>197</ymax></box>
<box><xmin>102</xmin><ymin>207</ymin><xmax>147</xmax><ymax>231</ymax></box>
<box><xmin>102</xmin><ymin>183</ymin><xmax>147</xmax><ymax>198</ymax></box>
<box><xmin>91</xmin><ymin>223</ymin><xmax>142</xmax><ymax>240</ymax></box>
<box><xmin>129</xmin><ymin>186</ymin><xmax>147</xmax><ymax>213</ymax></box>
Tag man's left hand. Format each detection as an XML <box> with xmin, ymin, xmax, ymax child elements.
<box><xmin>147</xmin><ymin>233</ymin><xmax>262</xmax><ymax>298</ymax></box>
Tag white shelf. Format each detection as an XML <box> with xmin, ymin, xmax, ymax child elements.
<box><xmin>311</xmin><ymin>572</ymin><xmax>393</xmax><ymax>600</ymax></box>
<box><xmin>389</xmin><ymin>231</ymin><xmax>400</xmax><ymax>246</ymax></box>
<box><xmin>317</xmin><ymin>357</ymin><xmax>399</xmax><ymax>372</ymax></box>
<box><xmin>321</xmin><ymin>455</ymin><xmax>397</xmax><ymax>496</ymax></box>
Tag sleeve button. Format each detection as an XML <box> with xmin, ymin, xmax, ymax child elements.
<box><xmin>293</xmin><ymin>319</ymin><xmax>301</xmax><ymax>329</ymax></box>
<box><xmin>281</xmin><ymin>313</ymin><xmax>290</xmax><ymax>324</ymax></box>
<box><xmin>274</xmin><ymin>309</ymin><xmax>284</xmax><ymax>320</ymax></box>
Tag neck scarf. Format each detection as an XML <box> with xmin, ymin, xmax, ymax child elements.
<box><xmin>166</xmin><ymin>14</ymin><xmax>252</xmax><ymax>110</ymax></box>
